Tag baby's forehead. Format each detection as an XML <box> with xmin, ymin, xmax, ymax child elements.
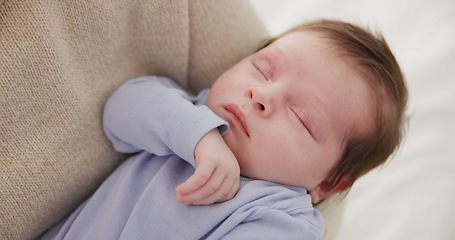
<box><xmin>269</xmin><ymin>31</ymin><xmax>353</xmax><ymax>62</ymax></box>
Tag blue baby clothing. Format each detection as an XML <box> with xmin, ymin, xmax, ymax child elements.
<box><xmin>41</xmin><ymin>76</ymin><xmax>323</xmax><ymax>239</ymax></box>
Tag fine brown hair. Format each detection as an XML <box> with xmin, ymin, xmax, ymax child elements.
<box><xmin>267</xmin><ymin>19</ymin><xmax>409</xmax><ymax>190</ymax></box>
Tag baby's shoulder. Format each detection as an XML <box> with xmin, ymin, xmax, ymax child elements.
<box><xmin>238</xmin><ymin>178</ymin><xmax>313</xmax><ymax>209</ymax></box>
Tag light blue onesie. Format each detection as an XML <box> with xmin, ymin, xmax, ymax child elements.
<box><xmin>41</xmin><ymin>76</ymin><xmax>323</xmax><ymax>240</ymax></box>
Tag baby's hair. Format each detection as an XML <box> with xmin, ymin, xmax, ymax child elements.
<box><xmin>265</xmin><ymin>19</ymin><xmax>408</xmax><ymax>190</ymax></box>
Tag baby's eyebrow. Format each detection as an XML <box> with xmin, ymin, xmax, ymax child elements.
<box><xmin>254</xmin><ymin>47</ymin><xmax>278</xmax><ymax>64</ymax></box>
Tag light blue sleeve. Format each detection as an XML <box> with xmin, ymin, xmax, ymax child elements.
<box><xmin>103</xmin><ymin>76</ymin><xmax>227</xmax><ymax>166</ymax></box>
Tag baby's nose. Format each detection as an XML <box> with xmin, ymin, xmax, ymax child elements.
<box><xmin>247</xmin><ymin>87</ymin><xmax>273</xmax><ymax>116</ymax></box>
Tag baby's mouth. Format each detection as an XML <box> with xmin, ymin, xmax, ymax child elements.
<box><xmin>224</xmin><ymin>104</ymin><xmax>249</xmax><ymax>137</ymax></box>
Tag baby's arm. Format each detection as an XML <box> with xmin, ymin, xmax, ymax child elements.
<box><xmin>103</xmin><ymin>76</ymin><xmax>223</xmax><ymax>158</ymax></box>
<box><xmin>103</xmin><ymin>76</ymin><xmax>239</xmax><ymax>205</ymax></box>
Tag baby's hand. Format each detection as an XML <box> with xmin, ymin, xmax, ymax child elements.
<box><xmin>176</xmin><ymin>129</ymin><xmax>240</xmax><ymax>205</ymax></box>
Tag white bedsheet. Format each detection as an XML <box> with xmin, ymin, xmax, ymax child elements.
<box><xmin>250</xmin><ymin>0</ymin><xmax>455</xmax><ymax>239</ymax></box>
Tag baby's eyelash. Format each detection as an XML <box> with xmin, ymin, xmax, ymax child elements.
<box><xmin>293</xmin><ymin>110</ymin><xmax>306</xmax><ymax>127</ymax></box>
<box><xmin>290</xmin><ymin>107</ymin><xmax>313</xmax><ymax>137</ymax></box>
<box><xmin>254</xmin><ymin>64</ymin><xmax>268</xmax><ymax>80</ymax></box>
<box><xmin>252</xmin><ymin>58</ymin><xmax>273</xmax><ymax>81</ymax></box>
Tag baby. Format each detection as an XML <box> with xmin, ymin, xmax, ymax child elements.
<box><xmin>42</xmin><ymin>19</ymin><xmax>408</xmax><ymax>239</ymax></box>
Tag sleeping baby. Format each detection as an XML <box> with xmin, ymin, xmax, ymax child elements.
<box><xmin>42</xmin><ymin>19</ymin><xmax>408</xmax><ymax>239</ymax></box>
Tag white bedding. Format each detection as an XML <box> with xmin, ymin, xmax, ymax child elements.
<box><xmin>250</xmin><ymin>0</ymin><xmax>455</xmax><ymax>239</ymax></box>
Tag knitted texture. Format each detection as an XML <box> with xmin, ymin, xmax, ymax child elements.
<box><xmin>0</xmin><ymin>0</ymin><xmax>268</xmax><ymax>239</ymax></box>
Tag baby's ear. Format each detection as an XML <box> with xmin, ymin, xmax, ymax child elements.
<box><xmin>308</xmin><ymin>177</ymin><xmax>351</xmax><ymax>204</ymax></box>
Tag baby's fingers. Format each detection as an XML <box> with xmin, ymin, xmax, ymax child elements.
<box><xmin>179</xmin><ymin>168</ymin><xmax>240</xmax><ymax>205</ymax></box>
<box><xmin>176</xmin><ymin>167</ymin><xmax>225</xmax><ymax>205</ymax></box>
<box><xmin>191</xmin><ymin>177</ymin><xmax>239</xmax><ymax>205</ymax></box>
<box><xmin>176</xmin><ymin>162</ymin><xmax>215</xmax><ymax>198</ymax></box>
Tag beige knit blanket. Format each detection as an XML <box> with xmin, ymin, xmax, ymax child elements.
<box><xmin>0</xmin><ymin>1</ymin><xmax>342</xmax><ymax>239</ymax></box>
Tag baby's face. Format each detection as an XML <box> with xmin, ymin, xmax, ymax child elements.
<box><xmin>206</xmin><ymin>31</ymin><xmax>375</xmax><ymax>190</ymax></box>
